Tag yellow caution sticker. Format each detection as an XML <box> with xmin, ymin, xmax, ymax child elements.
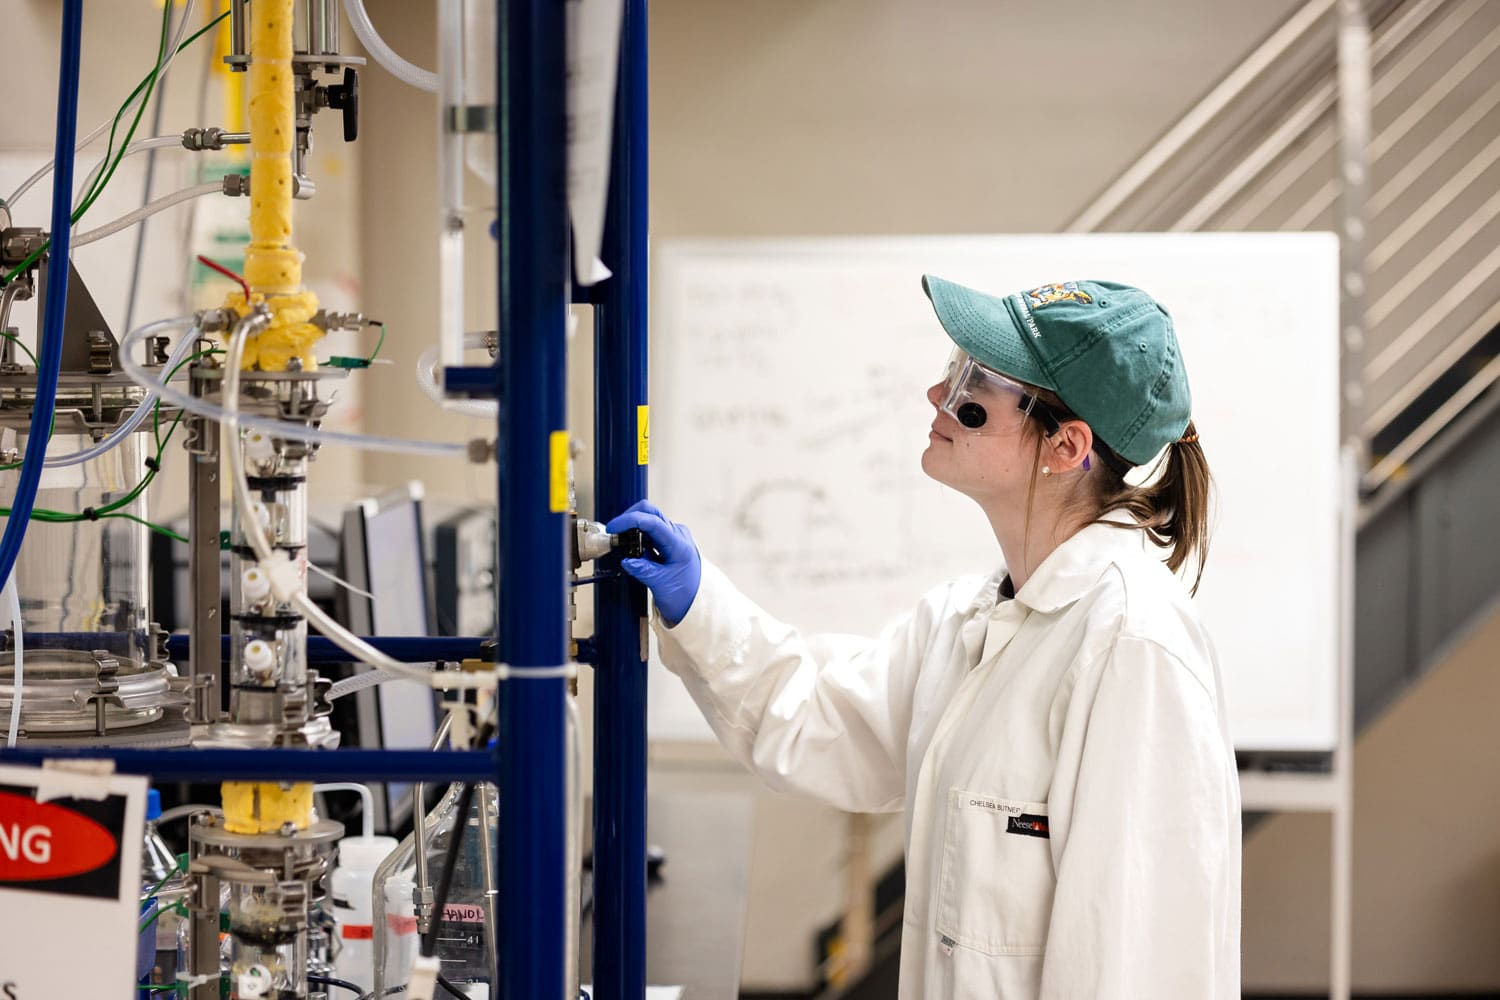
<box><xmin>550</xmin><ymin>430</ymin><xmax>570</xmax><ymax>513</ymax></box>
<box><xmin>637</xmin><ymin>405</ymin><xmax>650</xmax><ymax>465</ymax></box>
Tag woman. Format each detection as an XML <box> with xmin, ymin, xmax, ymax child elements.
<box><xmin>607</xmin><ymin>276</ymin><xmax>1240</xmax><ymax>999</ymax></box>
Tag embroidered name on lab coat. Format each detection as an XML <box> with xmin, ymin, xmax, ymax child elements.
<box><xmin>967</xmin><ymin>797</ymin><xmax>1023</xmax><ymax>815</ymax></box>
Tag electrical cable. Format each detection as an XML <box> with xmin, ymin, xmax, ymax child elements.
<box><xmin>72</xmin><ymin>182</ymin><xmax>222</xmax><ymax>249</ymax></box>
<box><xmin>40</xmin><ymin>316</ymin><xmax>197</xmax><ymax>469</ymax></box>
<box><xmin>4</xmin><ymin>574</ymin><xmax>23</xmax><ymax>749</ymax></box>
<box><xmin>342</xmin><ymin>0</ymin><xmax>439</xmax><ymax>92</ymax></box>
<box><xmin>5</xmin><ymin>0</ymin><xmax>203</xmax><ymax>209</ymax></box>
<box><xmin>308</xmin><ymin>975</ymin><xmax>365</xmax><ymax>998</ymax></box>
<box><xmin>419</xmin><ymin>782</ymin><xmax>477</xmax><ymax>960</ymax></box>
<box><xmin>219</xmin><ymin>313</ymin><xmax>490</xmax><ymax>690</ymax></box>
<box><xmin>72</xmin><ymin>135</ymin><xmax>182</xmax><ymax>212</ymax></box>
<box><xmin>118</xmin><ymin>318</ymin><xmax>470</xmax><ymax>458</ymax></box>
<box><xmin>0</xmin><ymin>0</ymin><xmax>83</xmax><ymax>596</ymax></box>
<box><xmin>1</xmin><ymin>3</ymin><xmax>224</xmax><ymax>285</ymax></box>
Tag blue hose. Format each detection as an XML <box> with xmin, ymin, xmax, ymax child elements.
<box><xmin>0</xmin><ymin>0</ymin><xmax>83</xmax><ymax>593</ymax></box>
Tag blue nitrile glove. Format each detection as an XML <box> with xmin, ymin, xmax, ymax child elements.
<box><xmin>605</xmin><ymin>499</ymin><xmax>702</xmax><ymax>627</ymax></box>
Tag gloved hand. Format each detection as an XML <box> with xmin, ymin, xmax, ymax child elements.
<box><xmin>606</xmin><ymin>499</ymin><xmax>702</xmax><ymax>627</ymax></box>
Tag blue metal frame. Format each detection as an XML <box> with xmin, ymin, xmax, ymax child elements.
<box><xmin>495</xmin><ymin>0</ymin><xmax>570</xmax><ymax>996</ymax></box>
<box><xmin>591</xmin><ymin>0</ymin><xmax>650</xmax><ymax>996</ymax></box>
<box><xmin>0</xmin><ymin>3</ymin><xmax>652</xmax><ymax>997</ymax></box>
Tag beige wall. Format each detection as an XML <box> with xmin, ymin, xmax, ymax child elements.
<box><xmin>1243</xmin><ymin>598</ymin><xmax>1500</xmax><ymax>992</ymax></box>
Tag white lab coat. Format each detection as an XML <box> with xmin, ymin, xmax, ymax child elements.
<box><xmin>654</xmin><ymin>517</ymin><xmax>1241</xmax><ymax>999</ymax></box>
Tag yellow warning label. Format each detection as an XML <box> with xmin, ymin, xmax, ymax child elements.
<box><xmin>550</xmin><ymin>431</ymin><xmax>570</xmax><ymax>513</ymax></box>
<box><xmin>637</xmin><ymin>405</ymin><xmax>650</xmax><ymax>465</ymax></box>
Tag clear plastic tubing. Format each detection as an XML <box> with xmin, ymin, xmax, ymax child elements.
<box><xmin>73</xmin><ymin>135</ymin><xmax>183</xmax><ymax>206</ymax></box>
<box><xmin>342</xmin><ymin>0</ymin><xmax>438</xmax><ymax>92</ymax></box>
<box><xmin>4</xmin><ymin>574</ymin><xmax>22</xmax><ymax>749</ymax></box>
<box><xmin>6</xmin><ymin>0</ymin><xmax>198</xmax><ymax>208</ymax></box>
<box><xmin>117</xmin><ymin>317</ymin><xmax>468</xmax><ymax>458</ymax></box>
<box><xmin>42</xmin><ymin>317</ymin><xmax>198</xmax><ymax>468</ymax></box>
<box><xmin>314</xmin><ymin>783</ymin><xmax>375</xmax><ymax>839</ymax></box>
<box><xmin>415</xmin><ymin>333</ymin><xmax>496</xmax><ymax>418</ymax></box>
<box><xmin>72</xmin><ymin>181</ymin><xmax>221</xmax><ymax>249</ymax></box>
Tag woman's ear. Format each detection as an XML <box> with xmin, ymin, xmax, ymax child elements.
<box><xmin>1048</xmin><ymin>421</ymin><xmax>1094</xmax><ymax>473</ymax></box>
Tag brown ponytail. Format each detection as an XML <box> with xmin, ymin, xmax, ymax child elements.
<box><xmin>1023</xmin><ymin>389</ymin><xmax>1214</xmax><ymax>595</ymax></box>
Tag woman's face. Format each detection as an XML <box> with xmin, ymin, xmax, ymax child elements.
<box><xmin>920</xmin><ymin>370</ymin><xmax>1040</xmax><ymax>502</ymax></box>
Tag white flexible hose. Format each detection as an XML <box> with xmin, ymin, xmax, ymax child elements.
<box><xmin>326</xmin><ymin>666</ymin><xmax>391</xmax><ymax>701</ymax></box>
<box><xmin>415</xmin><ymin>333</ymin><xmax>497</xmax><ymax>418</ymax></box>
<box><xmin>118</xmin><ymin>318</ymin><xmax>469</xmax><ymax>458</ymax></box>
<box><xmin>4</xmin><ymin>574</ymin><xmax>22</xmax><ymax>749</ymax></box>
<box><xmin>314</xmin><ymin>782</ymin><xmax>375</xmax><ymax>839</ymax></box>
<box><xmin>155</xmin><ymin>803</ymin><xmax>222</xmax><ymax>826</ymax></box>
<box><xmin>72</xmin><ymin>181</ymin><xmax>221</xmax><ymax>248</ymax></box>
<box><xmin>6</xmin><ymin>0</ymin><xmax>197</xmax><ymax>208</ymax></box>
<box><xmin>74</xmin><ymin>135</ymin><xmax>182</xmax><ymax>207</ymax></box>
<box><xmin>41</xmin><ymin>317</ymin><xmax>199</xmax><ymax>468</ymax></box>
<box><xmin>342</xmin><ymin>0</ymin><xmax>439</xmax><ymax>92</ymax></box>
<box><xmin>221</xmin><ymin>312</ymin><xmax>490</xmax><ymax>692</ymax></box>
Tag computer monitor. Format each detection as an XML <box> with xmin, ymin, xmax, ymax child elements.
<box><xmin>336</xmin><ymin>482</ymin><xmax>440</xmax><ymax>833</ymax></box>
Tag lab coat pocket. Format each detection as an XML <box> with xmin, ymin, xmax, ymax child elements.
<box><xmin>934</xmin><ymin>788</ymin><xmax>1055</xmax><ymax>957</ymax></box>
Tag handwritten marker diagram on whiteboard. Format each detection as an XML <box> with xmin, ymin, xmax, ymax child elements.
<box><xmin>650</xmin><ymin>234</ymin><xmax>1341</xmax><ymax>753</ymax></box>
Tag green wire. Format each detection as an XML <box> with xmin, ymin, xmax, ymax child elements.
<box><xmin>368</xmin><ymin>323</ymin><xmax>387</xmax><ymax>363</ymax></box>
<box><xmin>0</xmin><ymin>348</ymin><xmax>221</xmax><ymax>539</ymax></box>
<box><xmin>0</xmin><ymin>332</ymin><xmax>39</xmax><ymax>369</ymax></box>
<box><xmin>1</xmin><ymin>6</ymin><xmax>231</xmax><ymax>286</ymax></box>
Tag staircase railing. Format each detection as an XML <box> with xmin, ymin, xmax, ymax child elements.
<box><xmin>1065</xmin><ymin>0</ymin><xmax>1500</xmax><ymax>498</ymax></box>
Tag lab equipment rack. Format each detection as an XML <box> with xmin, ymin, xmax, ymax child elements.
<box><xmin>0</xmin><ymin>2</ymin><xmax>654</xmax><ymax>998</ymax></box>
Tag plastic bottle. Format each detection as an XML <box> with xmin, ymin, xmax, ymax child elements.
<box><xmin>330</xmin><ymin>834</ymin><xmax>399</xmax><ymax>993</ymax></box>
<box><xmin>373</xmin><ymin>782</ymin><xmax>499</xmax><ymax>998</ymax></box>
<box><xmin>141</xmin><ymin>789</ymin><xmax>187</xmax><ymax>984</ymax></box>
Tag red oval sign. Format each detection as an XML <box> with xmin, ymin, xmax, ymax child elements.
<box><xmin>0</xmin><ymin>790</ymin><xmax>118</xmax><ymax>882</ymax></box>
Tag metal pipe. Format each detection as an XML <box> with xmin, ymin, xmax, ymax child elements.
<box><xmin>230</xmin><ymin>0</ymin><xmax>249</xmax><ymax>61</ymax></box>
<box><xmin>495</xmin><ymin>0</ymin><xmax>569</xmax><ymax>995</ymax></box>
<box><xmin>187</xmin><ymin>365</ymin><xmax>222</xmax><ymax>722</ymax></box>
<box><xmin>591</xmin><ymin>0</ymin><xmax>649</xmax><ymax>996</ymax></box>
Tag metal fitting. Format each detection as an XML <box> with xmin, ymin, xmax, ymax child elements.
<box><xmin>221</xmin><ymin>174</ymin><xmax>250</xmax><ymax>197</ymax></box>
<box><xmin>194</xmin><ymin>307</ymin><xmax>239</xmax><ymax>333</ymax></box>
<box><xmin>312</xmin><ymin>310</ymin><xmax>366</xmax><ymax>332</ymax></box>
<box><xmin>181</xmin><ymin>127</ymin><xmax>249</xmax><ymax>151</ymax></box>
<box><xmin>467</xmin><ymin>438</ymin><xmax>495</xmax><ymax>464</ymax></box>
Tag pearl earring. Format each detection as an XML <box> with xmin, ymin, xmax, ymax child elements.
<box><xmin>1041</xmin><ymin>466</ymin><xmax>1052</xmax><ymax>477</ymax></box>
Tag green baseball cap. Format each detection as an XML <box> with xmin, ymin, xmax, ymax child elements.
<box><xmin>921</xmin><ymin>275</ymin><xmax>1192</xmax><ymax>466</ymax></box>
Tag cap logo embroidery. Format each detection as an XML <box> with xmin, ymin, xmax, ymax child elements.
<box><xmin>1025</xmin><ymin>282</ymin><xmax>1092</xmax><ymax>309</ymax></box>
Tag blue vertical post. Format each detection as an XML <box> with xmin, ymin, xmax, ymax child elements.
<box><xmin>496</xmin><ymin>0</ymin><xmax>569</xmax><ymax>997</ymax></box>
<box><xmin>592</xmin><ymin>0</ymin><xmax>650</xmax><ymax>996</ymax></box>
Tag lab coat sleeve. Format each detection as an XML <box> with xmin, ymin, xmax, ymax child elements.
<box><xmin>654</xmin><ymin>558</ymin><xmax>968</xmax><ymax>813</ymax></box>
<box><xmin>1039</xmin><ymin>634</ymin><xmax>1240</xmax><ymax>1000</ymax></box>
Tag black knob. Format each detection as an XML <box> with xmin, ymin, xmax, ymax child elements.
<box><xmin>325</xmin><ymin>67</ymin><xmax>359</xmax><ymax>143</ymax></box>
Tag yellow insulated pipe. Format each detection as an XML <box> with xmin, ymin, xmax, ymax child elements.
<box><xmin>226</xmin><ymin>0</ymin><xmax>322</xmax><ymax>372</ymax></box>
<box><xmin>222</xmin><ymin>0</ymin><xmax>317</xmax><ymax>835</ymax></box>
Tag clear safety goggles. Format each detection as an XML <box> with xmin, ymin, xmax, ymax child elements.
<box><xmin>937</xmin><ymin>347</ymin><xmax>1062</xmax><ymax>437</ymax></box>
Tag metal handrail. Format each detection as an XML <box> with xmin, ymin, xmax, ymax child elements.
<box><xmin>1364</xmin><ymin>297</ymin><xmax>1500</xmax><ymax>433</ymax></box>
<box><xmin>1365</xmin><ymin>243</ymin><xmax>1500</xmax><ymax>389</ymax></box>
<box><xmin>1364</xmin><ymin>352</ymin><xmax>1500</xmax><ymax>491</ymax></box>
<box><xmin>1275</xmin><ymin>0</ymin><xmax>1492</xmax><ymax>231</ymax></box>
<box><xmin>1063</xmin><ymin>0</ymin><xmax>1335</xmax><ymax>233</ymax></box>
<box><xmin>1170</xmin><ymin>0</ymin><xmax>1462</xmax><ymax>232</ymax></box>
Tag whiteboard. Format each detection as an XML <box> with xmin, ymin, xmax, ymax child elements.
<box><xmin>649</xmin><ymin>234</ymin><xmax>1341</xmax><ymax>753</ymax></box>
